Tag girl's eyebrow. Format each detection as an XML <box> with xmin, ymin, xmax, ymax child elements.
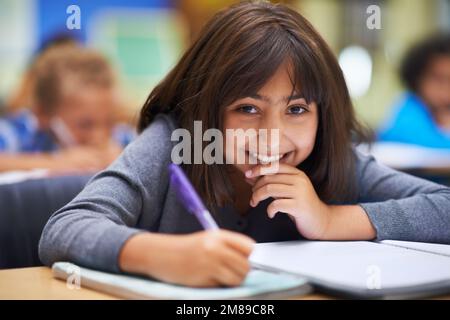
<box><xmin>247</xmin><ymin>93</ymin><xmax>305</xmax><ymax>103</ymax></box>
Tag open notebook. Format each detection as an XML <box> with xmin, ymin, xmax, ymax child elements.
<box><xmin>249</xmin><ymin>240</ymin><xmax>450</xmax><ymax>299</ymax></box>
<box><xmin>52</xmin><ymin>240</ymin><xmax>450</xmax><ymax>300</ymax></box>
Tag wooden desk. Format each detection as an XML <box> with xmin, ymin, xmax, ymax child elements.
<box><xmin>0</xmin><ymin>267</ymin><xmax>330</xmax><ymax>300</ymax></box>
<box><xmin>0</xmin><ymin>267</ymin><xmax>116</xmax><ymax>300</ymax></box>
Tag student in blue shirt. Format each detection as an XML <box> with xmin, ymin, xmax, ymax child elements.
<box><xmin>378</xmin><ymin>34</ymin><xmax>450</xmax><ymax>148</ymax></box>
<box><xmin>0</xmin><ymin>45</ymin><xmax>135</xmax><ymax>172</ymax></box>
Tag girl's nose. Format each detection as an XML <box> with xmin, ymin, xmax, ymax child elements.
<box><xmin>260</xmin><ymin>114</ymin><xmax>285</xmax><ymax>138</ymax></box>
<box><xmin>261</xmin><ymin>112</ymin><xmax>284</xmax><ymax>129</ymax></box>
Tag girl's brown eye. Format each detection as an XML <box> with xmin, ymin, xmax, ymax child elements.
<box><xmin>237</xmin><ymin>105</ymin><xmax>258</xmax><ymax>114</ymax></box>
<box><xmin>287</xmin><ymin>105</ymin><xmax>307</xmax><ymax>115</ymax></box>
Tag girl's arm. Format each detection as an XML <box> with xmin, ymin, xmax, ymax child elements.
<box><xmin>0</xmin><ymin>147</ymin><xmax>111</xmax><ymax>172</ymax></box>
<box><xmin>355</xmin><ymin>150</ymin><xmax>450</xmax><ymax>244</ymax></box>
<box><xmin>38</xmin><ymin>117</ymin><xmax>173</xmax><ymax>273</ymax></box>
<box><xmin>0</xmin><ymin>153</ymin><xmax>57</xmax><ymax>171</ymax></box>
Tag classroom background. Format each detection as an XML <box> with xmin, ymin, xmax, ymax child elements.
<box><xmin>0</xmin><ymin>0</ymin><xmax>450</xmax><ymax>180</ymax></box>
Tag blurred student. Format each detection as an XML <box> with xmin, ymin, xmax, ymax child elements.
<box><xmin>0</xmin><ymin>45</ymin><xmax>135</xmax><ymax>172</ymax></box>
<box><xmin>378</xmin><ymin>34</ymin><xmax>450</xmax><ymax>148</ymax></box>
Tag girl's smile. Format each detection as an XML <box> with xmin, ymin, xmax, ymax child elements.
<box><xmin>246</xmin><ymin>150</ymin><xmax>290</xmax><ymax>164</ymax></box>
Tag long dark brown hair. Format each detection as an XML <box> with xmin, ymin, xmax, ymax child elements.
<box><xmin>139</xmin><ymin>1</ymin><xmax>369</xmax><ymax>208</ymax></box>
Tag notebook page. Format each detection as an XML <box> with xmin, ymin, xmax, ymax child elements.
<box><xmin>249</xmin><ymin>241</ymin><xmax>450</xmax><ymax>291</ymax></box>
<box><xmin>380</xmin><ymin>240</ymin><xmax>450</xmax><ymax>258</ymax></box>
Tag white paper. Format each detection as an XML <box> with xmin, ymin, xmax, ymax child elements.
<box><xmin>249</xmin><ymin>241</ymin><xmax>450</xmax><ymax>291</ymax></box>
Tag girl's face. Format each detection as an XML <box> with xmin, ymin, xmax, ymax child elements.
<box><xmin>223</xmin><ymin>61</ymin><xmax>319</xmax><ymax>185</ymax></box>
<box><xmin>54</xmin><ymin>87</ymin><xmax>117</xmax><ymax>147</ymax></box>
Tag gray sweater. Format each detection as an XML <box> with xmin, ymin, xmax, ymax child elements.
<box><xmin>39</xmin><ymin>114</ymin><xmax>450</xmax><ymax>273</ymax></box>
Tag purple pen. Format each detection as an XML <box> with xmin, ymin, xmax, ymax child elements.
<box><xmin>168</xmin><ymin>163</ymin><xmax>219</xmax><ymax>230</ymax></box>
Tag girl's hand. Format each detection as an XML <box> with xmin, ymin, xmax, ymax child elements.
<box><xmin>135</xmin><ymin>230</ymin><xmax>255</xmax><ymax>288</ymax></box>
<box><xmin>50</xmin><ymin>146</ymin><xmax>107</xmax><ymax>172</ymax></box>
<box><xmin>246</xmin><ymin>163</ymin><xmax>331</xmax><ymax>240</ymax></box>
<box><xmin>49</xmin><ymin>143</ymin><xmax>123</xmax><ymax>174</ymax></box>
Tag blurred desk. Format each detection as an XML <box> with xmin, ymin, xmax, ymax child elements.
<box><xmin>0</xmin><ymin>169</ymin><xmax>49</xmax><ymax>185</ymax></box>
<box><xmin>359</xmin><ymin>142</ymin><xmax>450</xmax><ymax>185</ymax></box>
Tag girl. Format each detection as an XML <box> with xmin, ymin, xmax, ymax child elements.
<box><xmin>39</xmin><ymin>1</ymin><xmax>450</xmax><ymax>287</ymax></box>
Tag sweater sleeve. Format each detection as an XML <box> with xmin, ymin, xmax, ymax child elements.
<box><xmin>355</xmin><ymin>149</ymin><xmax>450</xmax><ymax>244</ymax></box>
<box><xmin>38</xmin><ymin>115</ymin><xmax>175</xmax><ymax>273</ymax></box>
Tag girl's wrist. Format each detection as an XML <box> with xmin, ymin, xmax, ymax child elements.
<box><xmin>119</xmin><ymin>232</ymin><xmax>179</xmax><ymax>277</ymax></box>
<box><xmin>291</xmin><ymin>201</ymin><xmax>333</xmax><ymax>240</ymax></box>
<box><xmin>317</xmin><ymin>205</ymin><xmax>377</xmax><ymax>240</ymax></box>
<box><xmin>317</xmin><ymin>202</ymin><xmax>333</xmax><ymax>240</ymax></box>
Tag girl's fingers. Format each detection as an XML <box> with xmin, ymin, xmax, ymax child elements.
<box><xmin>251</xmin><ymin>174</ymin><xmax>297</xmax><ymax>192</ymax></box>
<box><xmin>219</xmin><ymin>246</ymin><xmax>251</xmax><ymax>278</ymax></box>
<box><xmin>219</xmin><ymin>231</ymin><xmax>255</xmax><ymax>257</ymax></box>
<box><xmin>245</xmin><ymin>163</ymin><xmax>302</xmax><ymax>178</ymax></box>
<box><xmin>214</xmin><ymin>264</ymin><xmax>246</xmax><ymax>287</ymax></box>
<box><xmin>267</xmin><ymin>199</ymin><xmax>297</xmax><ymax>218</ymax></box>
<box><xmin>250</xmin><ymin>183</ymin><xmax>294</xmax><ymax>207</ymax></box>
